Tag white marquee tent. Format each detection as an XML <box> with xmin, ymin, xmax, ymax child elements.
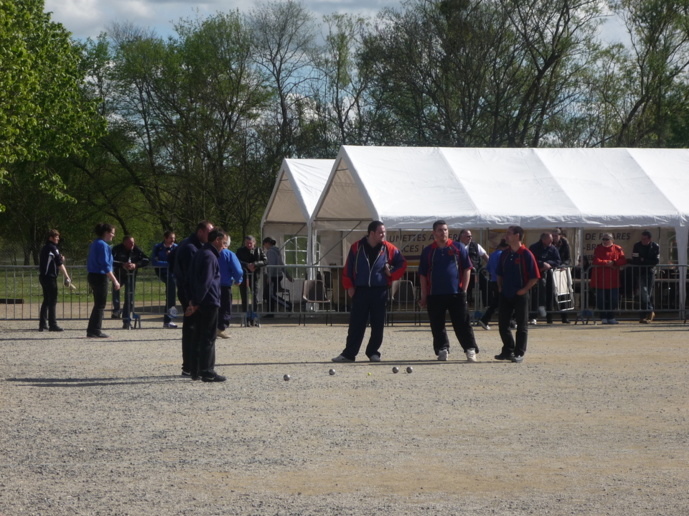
<box><xmin>308</xmin><ymin>146</ymin><xmax>689</xmax><ymax>311</ymax></box>
<box><xmin>261</xmin><ymin>158</ymin><xmax>334</xmax><ymax>260</ymax></box>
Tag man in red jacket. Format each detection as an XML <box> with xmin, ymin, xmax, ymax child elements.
<box><xmin>591</xmin><ymin>233</ymin><xmax>627</xmax><ymax>324</ymax></box>
<box><xmin>332</xmin><ymin>221</ymin><xmax>407</xmax><ymax>363</ymax></box>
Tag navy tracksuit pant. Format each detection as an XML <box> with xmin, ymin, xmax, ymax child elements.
<box><xmin>341</xmin><ymin>286</ymin><xmax>388</xmax><ymax>360</ymax></box>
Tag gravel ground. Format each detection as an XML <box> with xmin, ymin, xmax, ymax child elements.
<box><xmin>1</xmin><ymin>317</ymin><xmax>688</xmax><ymax>515</ymax></box>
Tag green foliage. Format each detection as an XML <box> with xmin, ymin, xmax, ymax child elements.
<box><xmin>0</xmin><ymin>0</ymin><xmax>104</xmax><ymax>211</ymax></box>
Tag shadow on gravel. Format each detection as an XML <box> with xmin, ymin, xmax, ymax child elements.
<box><xmin>216</xmin><ymin>359</ymin><xmax>503</xmax><ymax>367</ymax></box>
<box><xmin>5</xmin><ymin>376</ymin><xmax>183</xmax><ymax>387</ymax></box>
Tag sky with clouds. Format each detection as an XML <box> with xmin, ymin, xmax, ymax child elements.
<box><xmin>43</xmin><ymin>0</ymin><xmax>404</xmax><ymax>40</ymax></box>
<box><xmin>44</xmin><ymin>0</ymin><xmax>628</xmax><ymax>44</ymax></box>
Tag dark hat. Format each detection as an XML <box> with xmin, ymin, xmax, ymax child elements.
<box><xmin>263</xmin><ymin>237</ymin><xmax>276</xmax><ymax>245</ymax></box>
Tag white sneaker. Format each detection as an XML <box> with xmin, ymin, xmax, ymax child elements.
<box><xmin>479</xmin><ymin>320</ymin><xmax>490</xmax><ymax>331</ymax></box>
<box><xmin>216</xmin><ymin>329</ymin><xmax>230</xmax><ymax>339</ymax></box>
<box><xmin>438</xmin><ymin>348</ymin><xmax>449</xmax><ymax>361</ymax></box>
<box><xmin>529</xmin><ymin>319</ymin><xmax>537</xmax><ymax>325</ymax></box>
<box><xmin>163</xmin><ymin>322</ymin><xmax>178</xmax><ymax>329</ymax></box>
<box><xmin>466</xmin><ymin>348</ymin><xmax>477</xmax><ymax>363</ymax></box>
<box><xmin>538</xmin><ymin>306</ymin><xmax>547</xmax><ymax>318</ymax></box>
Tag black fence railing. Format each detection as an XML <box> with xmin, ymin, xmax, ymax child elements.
<box><xmin>2</xmin><ymin>264</ymin><xmax>686</xmax><ymax>324</ymax></box>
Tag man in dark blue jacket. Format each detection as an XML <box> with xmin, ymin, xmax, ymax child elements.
<box><xmin>528</xmin><ymin>232</ymin><xmax>561</xmax><ymax>324</ymax></box>
<box><xmin>187</xmin><ymin>228</ymin><xmax>226</xmax><ymax>382</ymax></box>
<box><xmin>419</xmin><ymin>220</ymin><xmax>479</xmax><ymax>362</ymax></box>
<box><xmin>332</xmin><ymin>221</ymin><xmax>407</xmax><ymax>363</ymax></box>
<box><xmin>173</xmin><ymin>220</ymin><xmax>213</xmax><ymax>377</ymax></box>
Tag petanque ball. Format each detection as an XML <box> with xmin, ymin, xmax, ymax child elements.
<box><xmin>406</xmin><ymin>366</ymin><xmax>413</xmax><ymax>374</ymax></box>
<box><xmin>329</xmin><ymin>369</ymin><xmax>336</xmax><ymax>376</ymax></box>
<box><xmin>392</xmin><ymin>366</ymin><xmax>400</xmax><ymax>374</ymax></box>
<box><xmin>283</xmin><ymin>374</ymin><xmax>291</xmax><ymax>381</ymax></box>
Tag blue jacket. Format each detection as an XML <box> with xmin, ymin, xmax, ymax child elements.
<box><xmin>152</xmin><ymin>241</ymin><xmax>178</xmax><ymax>268</ymax></box>
<box><xmin>219</xmin><ymin>248</ymin><xmax>243</xmax><ymax>287</ymax></box>
<box><xmin>342</xmin><ymin>237</ymin><xmax>407</xmax><ymax>289</ymax></box>
<box><xmin>418</xmin><ymin>239</ymin><xmax>472</xmax><ymax>296</ymax></box>
<box><xmin>173</xmin><ymin>233</ymin><xmax>203</xmax><ymax>299</ymax></box>
<box><xmin>528</xmin><ymin>240</ymin><xmax>561</xmax><ymax>270</ymax></box>
<box><xmin>486</xmin><ymin>249</ymin><xmax>503</xmax><ymax>282</ymax></box>
<box><xmin>190</xmin><ymin>243</ymin><xmax>221</xmax><ymax>307</ymax></box>
<box><xmin>87</xmin><ymin>239</ymin><xmax>113</xmax><ymax>275</ymax></box>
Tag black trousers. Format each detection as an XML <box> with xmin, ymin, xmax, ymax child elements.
<box><xmin>426</xmin><ymin>292</ymin><xmax>478</xmax><ymax>355</ymax></box>
<box><xmin>239</xmin><ymin>273</ymin><xmax>259</xmax><ymax>319</ymax></box>
<box><xmin>39</xmin><ymin>276</ymin><xmax>58</xmax><ymax>328</ymax></box>
<box><xmin>87</xmin><ymin>273</ymin><xmax>109</xmax><ymax>335</ymax></box>
<box><xmin>192</xmin><ymin>305</ymin><xmax>218</xmax><ymax>375</ymax></box>
<box><xmin>177</xmin><ymin>289</ymin><xmax>195</xmax><ymax>374</ymax></box>
<box><xmin>342</xmin><ymin>287</ymin><xmax>387</xmax><ymax>360</ymax></box>
<box><xmin>481</xmin><ymin>281</ymin><xmax>500</xmax><ymax>324</ymax></box>
<box><xmin>498</xmin><ymin>293</ymin><xmax>530</xmax><ymax>357</ymax></box>
<box><xmin>218</xmin><ymin>285</ymin><xmax>233</xmax><ymax>331</ymax></box>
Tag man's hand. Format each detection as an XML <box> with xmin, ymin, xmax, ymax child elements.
<box><xmin>347</xmin><ymin>287</ymin><xmax>355</xmax><ymax>298</ymax></box>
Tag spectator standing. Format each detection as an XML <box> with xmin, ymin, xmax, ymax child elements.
<box><xmin>152</xmin><ymin>231</ymin><xmax>178</xmax><ymax>329</ymax></box>
<box><xmin>478</xmin><ymin>239</ymin><xmax>509</xmax><ymax>331</ymax></box>
<box><xmin>418</xmin><ymin>220</ymin><xmax>479</xmax><ymax>362</ymax></box>
<box><xmin>332</xmin><ymin>221</ymin><xmax>407</xmax><ymax>363</ymax></box>
<box><xmin>187</xmin><ymin>228</ymin><xmax>226</xmax><ymax>382</ymax></box>
<box><xmin>236</xmin><ymin>236</ymin><xmax>267</xmax><ymax>327</ymax></box>
<box><xmin>111</xmin><ymin>235</ymin><xmax>150</xmax><ymax>329</ymax></box>
<box><xmin>86</xmin><ymin>223</ymin><xmax>120</xmax><ymax>338</ymax></box>
<box><xmin>459</xmin><ymin>229</ymin><xmax>489</xmax><ymax>308</ymax></box>
<box><xmin>495</xmin><ymin>226</ymin><xmax>540</xmax><ymax>363</ymax></box>
<box><xmin>173</xmin><ymin>221</ymin><xmax>214</xmax><ymax>377</ymax></box>
<box><xmin>263</xmin><ymin>237</ymin><xmax>293</xmax><ymax>314</ymax></box>
<box><xmin>528</xmin><ymin>233</ymin><xmax>561</xmax><ymax>324</ymax></box>
<box><xmin>632</xmin><ymin>230</ymin><xmax>659</xmax><ymax>323</ymax></box>
<box><xmin>217</xmin><ymin>236</ymin><xmax>243</xmax><ymax>339</ymax></box>
<box><xmin>38</xmin><ymin>229</ymin><xmax>73</xmax><ymax>332</ymax></box>
<box><xmin>552</xmin><ymin>228</ymin><xmax>572</xmax><ymax>266</ymax></box>
<box><xmin>591</xmin><ymin>233</ymin><xmax>627</xmax><ymax>324</ymax></box>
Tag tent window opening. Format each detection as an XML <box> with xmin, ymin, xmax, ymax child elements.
<box><xmin>283</xmin><ymin>236</ymin><xmax>321</xmax><ymax>277</ymax></box>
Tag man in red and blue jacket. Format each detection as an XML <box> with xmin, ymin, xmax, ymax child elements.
<box><xmin>496</xmin><ymin>225</ymin><xmax>541</xmax><ymax>363</ymax></box>
<box><xmin>418</xmin><ymin>220</ymin><xmax>479</xmax><ymax>362</ymax></box>
<box><xmin>332</xmin><ymin>221</ymin><xmax>407</xmax><ymax>362</ymax></box>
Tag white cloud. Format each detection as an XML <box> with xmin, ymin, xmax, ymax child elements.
<box><xmin>45</xmin><ymin>0</ymin><xmax>402</xmax><ymax>39</ymax></box>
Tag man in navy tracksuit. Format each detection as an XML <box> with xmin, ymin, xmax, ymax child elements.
<box><xmin>496</xmin><ymin>225</ymin><xmax>540</xmax><ymax>363</ymax></box>
<box><xmin>173</xmin><ymin>221</ymin><xmax>214</xmax><ymax>377</ymax></box>
<box><xmin>419</xmin><ymin>220</ymin><xmax>479</xmax><ymax>362</ymax></box>
<box><xmin>332</xmin><ymin>221</ymin><xmax>407</xmax><ymax>363</ymax></box>
<box><xmin>187</xmin><ymin>228</ymin><xmax>226</xmax><ymax>382</ymax></box>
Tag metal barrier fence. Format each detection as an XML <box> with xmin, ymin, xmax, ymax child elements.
<box><xmin>2</xmin><ymin>264</ymin><xmax>686</xmax><ymax>324</ymax></box>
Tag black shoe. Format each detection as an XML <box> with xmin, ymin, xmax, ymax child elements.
<box><xmin>86</xmin><ymin>332</ymin><xmax>109</xmax><ymax>338</ymax></box>
<box><xmin>38</xmin><ymin>326</ymin><xmax>47</xmax><ymax>332</ymax></box>
<box><xmin>111</xmin><ymin>310</ymin><xmax>122</xmax><ymax>319</ymax></box>
<box><xmin>122</xmin><ymin>322</ymin><xmax>132</xmax><ymax>329</ymax></box>
<box><xmin>201</xmin><ymin>372</ymin><xmax>226</xmax><ymax>382</ymax></box>
<box><xmin>48</xmin><ymin>326</ymin><xmax>64</xmax><ymax>332</ymax></box>
<box><xmin>494</xmin><ymin>353</ymin><xmax>515</xmax><ymax>361</ymax></box>
<box><xmin>512</xmin><ymin>355</ymin><xmax>524</xmax><ymax>363</ymax></box>
<box><xmin>181</xmin><ymin>370</ymin><xmax>191</xmax><ymax>377</ymax></box>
